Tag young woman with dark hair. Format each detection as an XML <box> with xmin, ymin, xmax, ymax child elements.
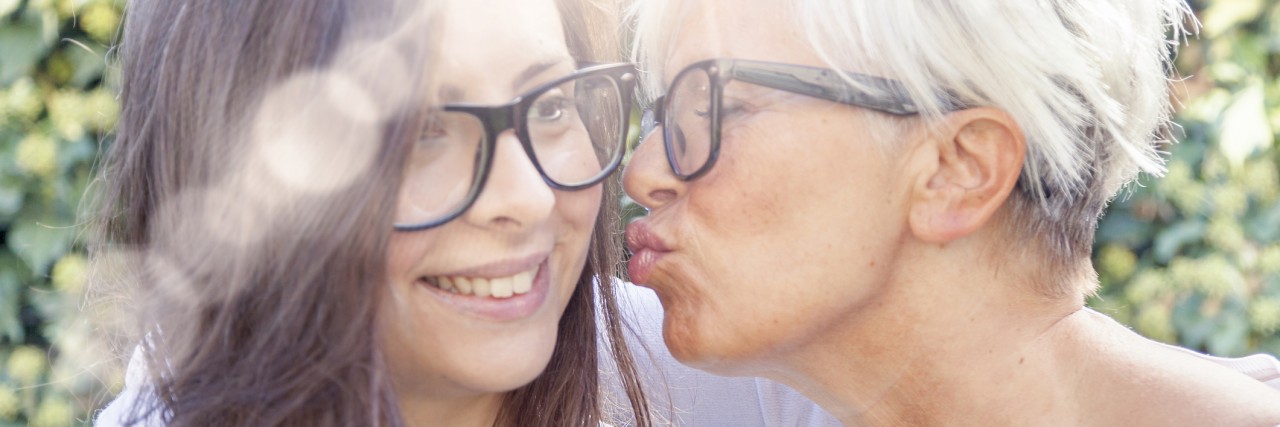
<box><xmin>89</xmin><ymin>0</ymin><xmax>650</xmax><ymax>425</ymax></box>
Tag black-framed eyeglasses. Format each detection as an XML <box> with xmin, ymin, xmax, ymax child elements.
<box><xmin>394</xmin><ymin>62</ymin><xmax>637</xmax><ymax>231</ymax></box>
<box><xmin>641</xmin><ymin>58</ymin><xmax>921</xmax><ymax>181</ymax></box>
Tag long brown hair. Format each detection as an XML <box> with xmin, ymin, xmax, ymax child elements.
<box><xmin>88</xmin><ymin>0</ymin><xmax>648</xmax><ymax>425</ymax></box>
<box><xmin>495</xmin><ymin>0</ymin><xmax>653</xmax><ymax>425</ymax></box>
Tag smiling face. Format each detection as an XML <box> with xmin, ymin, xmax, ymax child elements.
<box><xmin>380</xmin><ymin>0</ymin><xmax>602</xmax><ymax>407</ymax></box>
<box><xmin>623</xmin><ymin>1</ymin><xmax>914</xmax><ymax>374</ymax></box>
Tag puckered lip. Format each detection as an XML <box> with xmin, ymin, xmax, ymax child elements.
<box><xmin>626</xmin><ymin>220</ymin><xmax>671</xmax><ymax>255</ymax></box>
<box><xmin>626</xmin><ymin>220</ymin><xmax>672</xmax><ymax>285</ymax></box>
<box><xmin>430</xmin><ymin>251</ymin><xmax>550</xmax><ymax>279</ymax></box>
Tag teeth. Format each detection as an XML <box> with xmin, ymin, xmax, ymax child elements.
<box><xmin>472</xmin><ymin>278</ymin><xmax>492</xmax><ymax>297</ymax></box>
<box><xmin>454</xmin><ymin>277</ymin><xmax>473</xmax><ymax>294</ymax></box>
<box><xmin>490</xmin><ymin>276</ymin><xmax>514</xmax><ymax>298</ymax></box>
<box><xmin>512</xmin><ymin>271</ymin><xmax>532</xmax><ymax>294</ymax></box>
<box><xmin>424</xmin><ymin>266</ymin><xmax>539</xmax><ymax>299</ymax></box>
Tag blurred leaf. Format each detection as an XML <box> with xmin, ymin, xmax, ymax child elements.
<box><xmin>1217</xmin><ymin>84</ymin><xmax>1271</xmax><ymax>167</ymax></box>
<box><xmin>61</xmin><ymin>41</ymin><xmax>106</xmax><ymax>89</ymax></box>
<box><xmin>7</xmin><ymin>205</ymin><xmax>74</xmax><ymax>275</ymax></box>
<box><xmin>1173</xmin><ymin>293</ymin><xmax>1214</xmax><ymax>348</ymax></box>
<box><xmin>0</xmin><ymin>13</ymin><xmax>56</xmax><ymax>85</ymax></box>
<box><xmin>1206</xmin><ymin>306</ymin><xmax>1250</xmax><ymax>356</ymax></box>
<box><xmin>0</xmin><ymin>179</ymin><xmax>21</xmax><ymax>218</ymax></box>
<box><xmin>1201</xmin><ymin>0</ymin><xmax>1263</xmax><ymax>37</ymax></box>
<box><xmin>0</xmin><ymin>0</ymin><xmax>18</xmax><ymax>17</ymax></box>
<box><xmin>56</xmin><ymin>136</ymin><xmax>94</xmax><ymax>170</ymax></box>
<box><xmin>1247</xmin><ymin>202</ymin><xmax>1280</xmax><ymax>242</ymax></box>
<box><xmin>1152</xmin><ymin>220</ymin><xmax>1206</xmax><ymax>263</ymax></box>
<box><xmin>1168</xmin><ymin>135</ymin><xmax>1209</xmax><ymax>165</ymax></box>
<box><xmin>1096</xmin><ymin>211</ymin><xmax>1157</xmax><ymax>246</ymax></box>
<box><xmin>0</xmin><ymin>252</ymin><xmax>28</xmax><ymax>342</ymax></box>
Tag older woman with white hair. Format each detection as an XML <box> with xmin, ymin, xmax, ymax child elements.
<box><xmin>622</xmin><ymin>0</ymin><xmax>1280</xmax><ymax>425</ymax></box>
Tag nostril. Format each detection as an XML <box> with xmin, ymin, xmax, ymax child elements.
<box><xmin>490</xmin><ymin>216</ymin><xmax>521</xmax><ymax>228</ymax></box>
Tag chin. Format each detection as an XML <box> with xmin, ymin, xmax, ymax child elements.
<box><xmin>462</xmin><ymin>356</ymin><xmax>555</xmax><ymax>393</ymax></box>
<box><xmin>662</xmin><ymin>313</ymin><xmax>726</xmax><ymax>370</ymax></box>
<box><xmin>662</xmin><ymin>310</ymin><xmax>775</xmax><ymax>377</ymax></box>
<box><xmin>457</xmin><ymin>322</ymin><xmax>563</xmax><ymax>393</ymax></box>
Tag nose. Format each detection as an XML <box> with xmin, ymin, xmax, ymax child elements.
<box><xmin>463</xmin><ymin>130</ymin><xmax>555</xmax><ymax>230</ymax></box>
<box><xmin>623</xmin><ymin>126</ymin><xmax>685</xmax><ymax>210</ymax></box>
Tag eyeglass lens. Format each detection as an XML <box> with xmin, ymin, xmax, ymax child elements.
<box><xmin>665</xmin><ymin>68</ymin><xmax>714</xmax><ymax>177</ymax></box>
<box><xmin>394</xmin><ymin>72</ymin><xmax>626</xmax><ymax>227</ymax></box>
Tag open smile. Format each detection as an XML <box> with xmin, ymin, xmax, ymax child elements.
<box><xmin>415</xmin><ymin>257</ymin><xmax>553</xmax><ymax>322</ymax></box>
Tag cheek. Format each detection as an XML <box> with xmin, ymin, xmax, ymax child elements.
<box><xmin>688</xmin><ymin>120</ymin><xmax>858</xmax><ymax>246</ymax></box>
<box><xmin>556</xmin><ymin>185</ymin><xmax>603</xmax><ymax>235</ymax></box>
<box><xmin>386</xmin><ymin>229</ymin><xmax>435</xmax><ymax>284</ymax></box>
<box><xmin>672</xmin><ymin>116</ymin><xmax>903</xmax><ymax>364</ymax></box>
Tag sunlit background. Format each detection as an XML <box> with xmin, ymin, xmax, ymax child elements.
<box><xmin>0</xmin><ymin>0</ymin><xmax>1276</xmax><ymax>424</ymax></box>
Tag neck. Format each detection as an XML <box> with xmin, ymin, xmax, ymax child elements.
<box><xmin>769</xmin><ymin>233</ymin><xmax>1091</xmax><ymax>426</ymax></box>
<box><xmin>397</xmin><ymin>390</ymin><xmax>505</xmax><ymax>427</ymax></box>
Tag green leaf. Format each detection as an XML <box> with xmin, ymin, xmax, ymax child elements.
<box><xmin>1172</xmin><ymin>293</ymin><xmax>1213</xmax><ymax>349</ymax></box>
<box><xmin>1201</xmin><ymin>0</ymin><xmax>1263</xmax><ymax>37</ymax></box>
<box><xmin>56</xmin><ymin>136</ymin><xmax>94</xmax><ymax>170</ymax></box>
<box><xmin>0</xmin><ymin>252</ymin><xmax>28</xmax><ymax>343</ymax></box>
<box><xmin>1217</xmin><ymin>84</ymin><xmax>1272</xmax><ymax>167</ymax></box>
<box><xmin>0</xmin><ymin>179</ymin><xmax>21</xmax><ymax>218</ymax></box>
<box><xmin>1206</xmin><ymin>307</ymin><xmax>1250</xmax><ymax>356</ymax></box>
<box><xmin>6</xmin><ymin>205</ymin><xmax>75</xmax><ymax>275</ymax></box>
<box><xmin>1152</xmin><ymin>220</ymin><xmax>1206</xmax><ymax>263</ymax></box>
<box><xmin>62</xmin><ymin>41</ymin><xmax>107</xmax><ymax>89</ymax></box>
<box><xmin>1096</xmin><ymin>211</ymin><xmax>1156</xmax><ymax>247</ymax></box>
<box><xmin>0</xmin><ymin>14</ymin><xmax>56</xmax><ymax>85</ymax></box>
<box><xmin>30</xmin><ymin>290</ymin><xmax>65</xmax><ymax>330</ymax></box>
<box><xmin>1246</xmin><ymin>201</ymin><xmax>1280</xmax><ymax>242</ymax></box>
<box><xmin>0</xmin><ymin>0</ymin><xmax>19</xmax><ymax>17</ymax></box>
<box><xmin>1167</xmin><ymin>136</ymin><xmax>1208</xmax><ymax>166</ymax></box>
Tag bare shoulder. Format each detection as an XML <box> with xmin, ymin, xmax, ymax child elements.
<box><xmin>1062</xmin><ymin>309</ymin><xmax>1280</xmax><ymax>426</ymax></box>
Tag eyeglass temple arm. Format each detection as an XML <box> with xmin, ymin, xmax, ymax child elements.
<box><xmin>726</xmin><ymin>61</ymin><xmax>921</xmax><ymax>116</ymax></box>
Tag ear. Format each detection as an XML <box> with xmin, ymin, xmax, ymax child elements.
<box><xmin>906</xmin><ymin>108</ymin><xmax>1025</xmax><ymax>243</ymax></box>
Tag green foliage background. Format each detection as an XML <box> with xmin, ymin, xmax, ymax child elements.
<box><xmin>1090</xmin><ymin>0</ymin><xmax>1280</xmax><ymax>357</ymax></box>
<box><xmin>0</xmin><ymin>0</ymin><xmax>121</xmax><ymax>425</ymax></box>
<box><xmin>0</xmin><ymin>0</ymin><xmax>1273</xmax><ymax>425</ymax></box>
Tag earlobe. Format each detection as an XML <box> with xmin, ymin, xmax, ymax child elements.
<box><xmin>907</xmin><ymin>108</ymin><xmax>1025</xmax><ymax>244</ymax></box>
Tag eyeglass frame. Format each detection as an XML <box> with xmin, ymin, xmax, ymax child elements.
<box><xmin>641</xmin><ymin>58</ymin><xmax>930</xmax><ymax>181</ymax></box>
<box><xmin>394</xmin><ymin>62</ymin><xmax>638</xmax><ymax>232</ymax></box>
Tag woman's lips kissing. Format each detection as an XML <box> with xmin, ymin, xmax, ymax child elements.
<box><xmin>626</xmin><ymin>220</ymin><xmax>671</xmax><ymax>284</ymax></box>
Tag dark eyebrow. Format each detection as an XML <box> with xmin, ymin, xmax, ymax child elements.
<box><xmin>513</xmin><ymin>56</ymin><xmax>573</xmax><ymax>91</ymax></box>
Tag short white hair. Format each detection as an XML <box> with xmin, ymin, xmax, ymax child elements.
<box><xmin>630</xmin><ymin>0</ymin><xmax>1193</xmax><ymax>294</ymax></box>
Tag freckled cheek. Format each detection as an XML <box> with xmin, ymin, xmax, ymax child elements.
<box><xmin>689</xmin><ymin>150</ymin><xmax>795</xmax><ymax>238</ymax></box>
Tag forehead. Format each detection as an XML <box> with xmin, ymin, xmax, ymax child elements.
<box><xmin>661</xmin><ymin>0</ymin><xmax>818</xmax><ymax>80</ymax></box>
<box><xmin>433</xmin><ymin>0</ymin><xmax>571</xmax><ymax>99</ymax></box>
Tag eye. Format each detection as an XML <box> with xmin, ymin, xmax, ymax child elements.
<box><xmin>418</xmin><ymin>115</ymin><xmax>448</xmax><ymax>143</ymax></box>
<box><xmin>693</xmin><ymin>105</ymin><xmax>712</xmax><ymax>119</ymax></box>
<box><xmin>531</xmin><ymin>91</ymin><xmax>573</xmax><ymax>123</ymax></box>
